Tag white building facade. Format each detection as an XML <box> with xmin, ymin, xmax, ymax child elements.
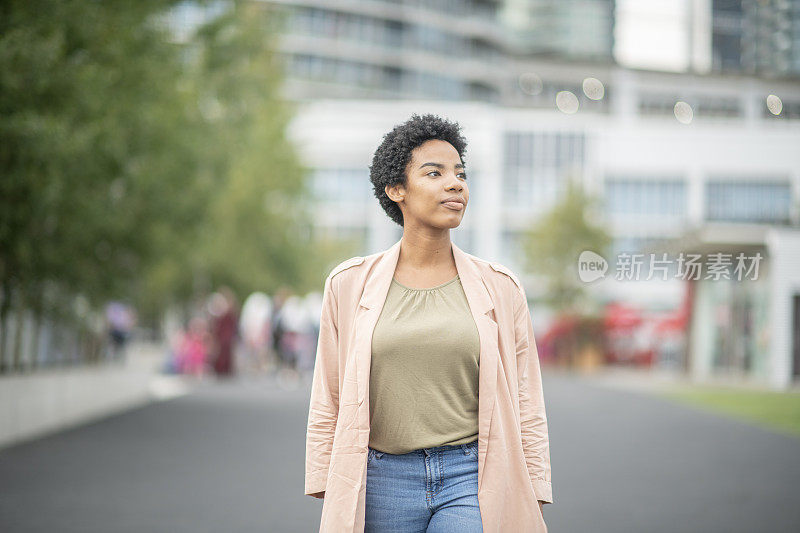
<box><xmin>286</xmin><ymin>63</ymin><xmax>800</xmax><ymax>388</ymax></box>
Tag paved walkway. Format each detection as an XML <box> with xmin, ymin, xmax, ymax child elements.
<box><xmin>544</xmin><ymin>368</ymin><xmax>800</xmax><ymax>532</ymax></box>
<box><xmin>1</xmin><ymin>368</ymin><xmax>798</xmax><ymax>532</ymax></box>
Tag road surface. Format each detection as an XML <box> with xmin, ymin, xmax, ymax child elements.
<box><xmin>1</xmin><ymin>370</ymin><xmax>798</xmax><ymax>532</ymax></box>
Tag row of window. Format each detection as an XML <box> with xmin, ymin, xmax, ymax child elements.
<box><xmin>398</xmin><ymin>0</ymin><xmax>497</xmax><ymax>17</ymax></box>
<box><xmin>285</xmin><ymin>53</ymin><xmax>498</xmax><ymax>100</ymax></box>
<box><xmin>502</xmin><ymin>131</ymin><xmax>793</xmax><ymax>224</ymax></box>
<box><xmin>358</xmin><ymin>0</ymin><xmax>496</xmax><ymax>18</ymax></box>
<box><xmin>283</xmin><ymin>42</ymin><xmax>794</xmax><ymax>115</ymax></box>
<box><xmin>633</xmin><ymin>92</ymin><xmax>800</xmax><ymax>119</ymax></box>
<box><xmin>706</xmin><ymin>180</ymin><xmax>793</xmax><ymax>223</ymax></box>
<box><xmin>605</xmin><ymin>179</ymin><xmax>686</xmax><ymax>217</ymax></box>
<box><xmin>502</xmin><ymin>171</ymin><xmax>792</xmax><ymax>224</ymax></box>
<box><xmin>287</xmin><ymin>7</ymin><xmax>402</xmax><ymax>48</ymax></box>
<box><xmin>638</xmin><ymin>93</ymin><xmax>744</xmax><ymax>118</ymax></box>
<box><xmin>284</xmin><ymin>6</ymin><xmax>499</xmax><ymax>60</ymax></box>
<box><xmin>606</xmin><ymin>178</ymin><xmax>792</xmax><ymax>224</ymax></box>
<box><xmin>287</xmin><ymin>53</ymin><xmax>391</xmax><ymax>90</ymax></box>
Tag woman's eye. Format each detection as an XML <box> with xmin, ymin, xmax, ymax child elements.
<box><xmin>425</xmin><ymin>170</ymin><xmax>466</xmax><ymax>179</ymax></box>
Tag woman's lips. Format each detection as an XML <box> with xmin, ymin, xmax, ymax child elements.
<box><xmin>442</xmin><ymin>201</ymin><xmax>464</xmax><ymax>211</ymax></box>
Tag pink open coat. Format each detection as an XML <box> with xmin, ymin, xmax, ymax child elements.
<box><xmin>305</xmin><ymin>238</ymin><xmax>553</xmax><ymax>532</ymax></box>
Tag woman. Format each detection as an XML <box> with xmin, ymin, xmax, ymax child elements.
<box><xmin>305</xmin><ymin>114</ymin><xmax>552</xmax><ymax>532</ymax></box>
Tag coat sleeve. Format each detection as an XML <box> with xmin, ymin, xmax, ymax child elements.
<box><xmin>304</xmin><ymin>273</ymin><xmax>340</xmax><ymax>496</ymax></box>
<box><xmin>512</xmin><ymin>282</ymin><xmax>553</xmax><ymax>504</ymax></box>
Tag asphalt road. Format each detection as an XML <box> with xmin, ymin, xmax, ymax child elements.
<box><xmin>1</xmin><ymin>370</ymin><xmax>798</xmax><ymax>532</ymax></box>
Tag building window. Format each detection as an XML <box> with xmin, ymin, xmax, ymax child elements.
<box><xmin>604</xmin><ymin>178</ymin><xmax>687</xmax><ymax>218</ymax></box>
<box><xmin>695</xmin><ymin>96</ymin><xmax>742</xmax><ymax>118</ymax></box>
<box><xmin>502</xmin><ymin>132</ymin><xmax>585</xmax><ymax>210</ymax></box>
<box><xmin>705</xmin><ymin>180</ymin><xmax>792</xmax><ymax>224</ymax></box>
<box><xmin>638</xmin><ymin>92</ymin><xmax>680</xmax><ymax>116</ymax></box>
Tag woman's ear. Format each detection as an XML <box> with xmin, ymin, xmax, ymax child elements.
<box><xmin>385</xmin><ymin>183</ymin><xmax>404</xmax><ymax>203</ymax></box>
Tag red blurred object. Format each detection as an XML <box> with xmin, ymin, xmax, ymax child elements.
<box><xmin>603</xmin><ymin>302</ymin><xmax>644</xmax><ymax>365</ymax></box>
<box><xmin>654</xmin><ymin>313</ymin><xmax>686</xmax><ymax>334</ymax></box>
<box><xmin>537</xmin><ymin>282</ymin><xmax>693</xmax><ymax>369</ymax></box>
<box><xmin>541</xmin><ymin>315</ymin><xmax>579</xmax><ymax>343</ymax></box>
<box><xmin>603</xmin><ymin>292</ymin><xmax>690</xmax><ymax>367</ymax></box>
<box><xmin>538</xmin><ymin>314</ymin><xmax>577</xmax><ymax>363</ymax></box>
<box><xmin>603</xmin><ymin>302</ymin><xmax>643</xmax><ymax>329</ymax></box>
<box><xmin>538</xmin><ymin>313</ymin><xmax>605</xmax><ymax>368</ymax></box>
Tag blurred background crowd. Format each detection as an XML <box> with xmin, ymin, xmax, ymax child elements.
<box><xmin>161</xmin><ymin>285</ymin><xmax>322</xmax><ymax>387</ymax></box>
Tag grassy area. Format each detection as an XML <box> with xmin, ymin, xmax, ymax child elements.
<box><xmin>657</xmin><ymin>384</ymin><xmax>800</xmax><ymax>438</ymax></box>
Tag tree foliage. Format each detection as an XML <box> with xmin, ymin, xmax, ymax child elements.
<box><xmin>520</xmin><ymin>176</ymin><xmax>612</xmax><ymax>313</ymax></box>
<box><xmin>0</xmin><ymin>0</ymin><xmax>322</xmax><ymax>369</ymax></box>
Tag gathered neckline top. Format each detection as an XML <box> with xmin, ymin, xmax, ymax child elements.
<box><xmin>391</xmin><ymin>274</ymin><xmax>460</xmax><ymax>292</ymax></box>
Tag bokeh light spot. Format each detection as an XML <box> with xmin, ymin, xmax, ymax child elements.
<box><xmin>674</xmin><ymin>101</ymin><xmax>693</xmax><ymax>124</ymax></box>
<box><xmin>766</xmin><ymin>94</ymin><xmax>783</xmax><ymax>115</ymax></box>
<box><xmin>518</xmin><ymin>72</ymin><xmax>543</xmax><ymax>95</ymax></box>
<box><xmin>556</xmin><ymin>90</ymin><xmax>579</xmax><ymax>114</ymax></box>
<box><xmin>582</xmin><ymin>77</ymin><xmax>605</xmax><ymax>100</ymax></box>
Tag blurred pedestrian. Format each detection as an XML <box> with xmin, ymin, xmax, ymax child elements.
<box><xmin>239</xmin><ymin>291</ymin><xmax>273</xmax><ymax>375</ymax></box>
<box><xmin>274</xmin><ymin>293</ymin><xmax>313</xmax><ymax>388</ymax></box>
<box><xmin>270</xmin><ymin>285</ymin><xmax>292</xmax><ymax>376</ymax></box>
<box><xmin>178</xmin><ymin>317</ymin><xmax>210</xmax><ymax>378</ymax></box>
<box><xmin>105</xmin><ymin>301</ymin><xmax>136</xmax><ymax>363</ymax></box>
<box><xmin>209</xmin><ymin>286</ymin><xmax>239</xmax><ymax>379</ymax></box>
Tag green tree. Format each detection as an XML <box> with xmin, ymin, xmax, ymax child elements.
<box><xmin>0</xmin><ymin>0</ymin><xmax>209</xmax><ymax>369</ymax></box>
<box><xmin>177</xmin><ymin>2</ymin><xmax>325</xmax><ymax>300</ymax></box>
<box><xmin>520</xmin><ymin>176</ymin><xmax>612</xmax><ymax>314</ymax></box>
<box><xmin>0</xmin><ymin>0</ymin><xmax>328</xmax><ymax>371</ymax></box>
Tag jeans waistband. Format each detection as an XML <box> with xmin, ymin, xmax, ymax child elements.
<box><xmin>422</xmin><ymin>439</ymin><xmax>478</xmax><ymax>454</ymax></box>
<box><xmin>369</xmin><ymin>439</ymin><xmax>478</xmax><ymax>457</ymax></box>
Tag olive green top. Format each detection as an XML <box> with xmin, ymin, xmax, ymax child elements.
<box><xmin>368</xmin><ymin>274</ymin><xmax>480</xmax><ymax>454</ymax></box>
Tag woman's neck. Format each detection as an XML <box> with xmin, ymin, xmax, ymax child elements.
<box><xmin>397</xmin><ymin>233</ymin><xmax>454</xmax><ymax>271</ymax></box>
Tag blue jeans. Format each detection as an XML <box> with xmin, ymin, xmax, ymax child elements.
<box><xmin>365</xmin><ymin>440</ymin><xmax>483</xmax><ymax>532</ymax></box>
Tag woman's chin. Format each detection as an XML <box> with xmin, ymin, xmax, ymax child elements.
<box><xmin>436</xmin><ymin>217</ymin><xmax>464</xmax><ymax>230</ymax></box>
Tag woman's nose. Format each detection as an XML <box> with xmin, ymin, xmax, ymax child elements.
<box><xmin>446</xmin><ymin>174</ymin><xmax>463</xmax><ymax>190</ymax></box>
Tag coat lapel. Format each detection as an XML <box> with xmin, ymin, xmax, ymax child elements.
<box><xmin>352</xmin><ymin>237</ymin><xmax>499</xmax><ymax>491</ymax></box>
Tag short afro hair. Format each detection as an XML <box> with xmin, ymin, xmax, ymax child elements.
<box><xmin>369</xmin><ymin>113</ymin><xmax>468</xmax><ymax>227</ymax></box>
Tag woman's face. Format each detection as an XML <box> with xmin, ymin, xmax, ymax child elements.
<box><xmin>386</xmin><ymin>139</ymin><xmax>469</xmax><ymax>229</ymax></box>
